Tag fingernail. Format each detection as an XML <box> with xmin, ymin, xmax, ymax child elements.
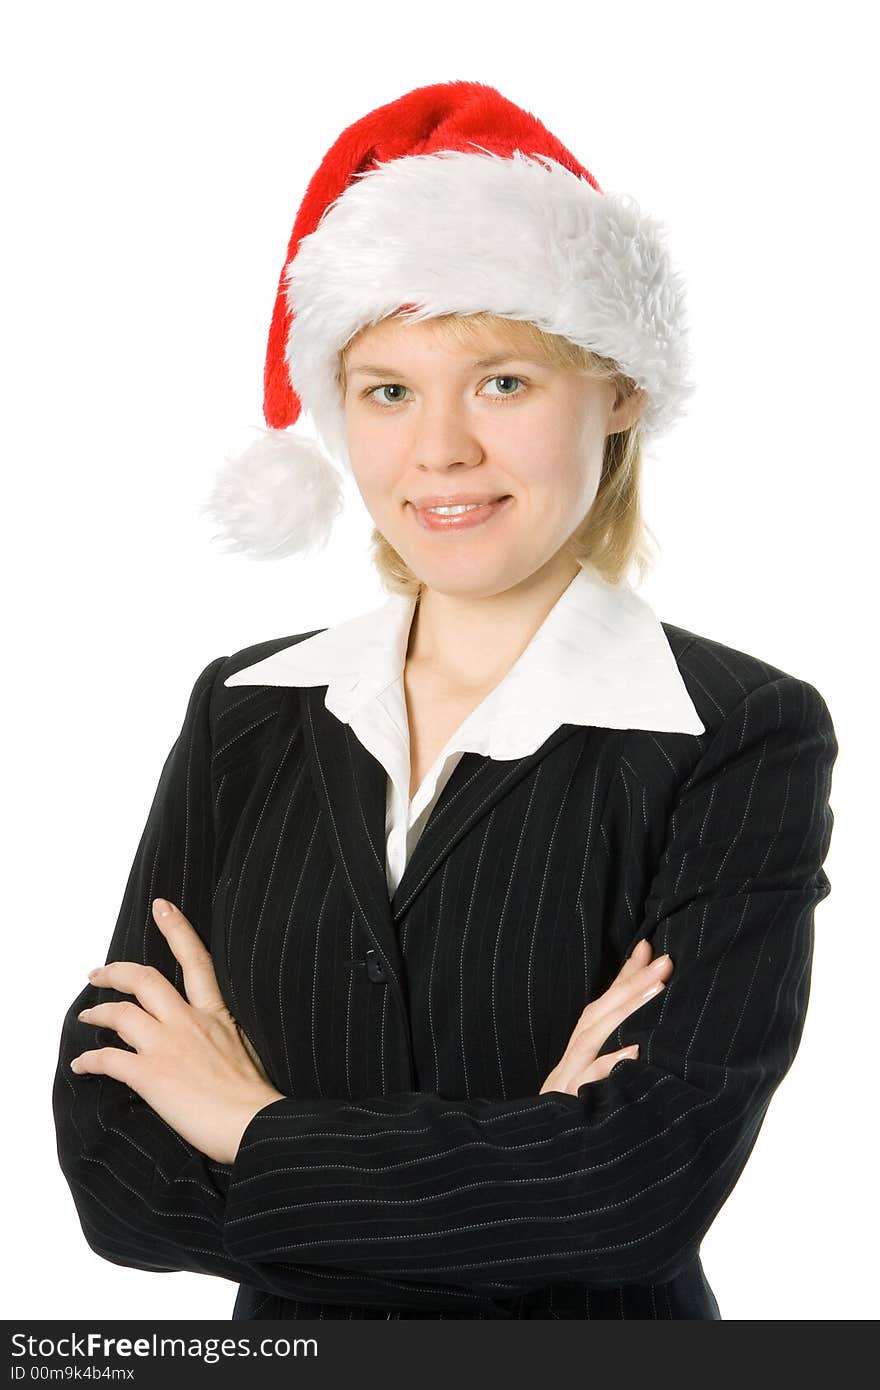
<box><xmin>153</xmin><ymin>898</ymin><xmax>172</xmax><ymax>918</ymax></box>
<box><xmin>650</xmin><ymin>955</ymin><xmax>670</xmax><ymax>971</ymax></box>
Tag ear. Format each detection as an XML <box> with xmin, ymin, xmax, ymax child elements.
<box><xmin>607</xmin><ymin>386</ymin><xmax>648</xmax><ymax>437</ymax></box>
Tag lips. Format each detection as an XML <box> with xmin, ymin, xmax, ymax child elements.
<box><xmin>410</xmin><ymin>495</ymin><xmax>510</xmax><ymax>508</ymax></box>
<box><xmin>406</xmin><ymin>495</ymin><xmax>514</xmax><ymax>533</ymax></box>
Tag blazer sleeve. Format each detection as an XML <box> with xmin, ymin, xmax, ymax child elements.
<box><xmin>219</xmin><ymin>673</ymin><xmax>839</xmax><ymax>1297</ymax></box>
<box><xmin>52</xmin><ymin>656</ymin><xmax>517</xmax><ymax>1314</ymax></box>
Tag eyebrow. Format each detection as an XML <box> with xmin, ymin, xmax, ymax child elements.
<box><xmin>345</xmin><ymin>353</ymin><xmax>550</xmax><ymax>378</ymax></box>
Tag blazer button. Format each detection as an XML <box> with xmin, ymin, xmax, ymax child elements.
<box><xmin>364</xmin><ymin>949</ymin><xmax>389</xmax><ymax>983</ymax></box>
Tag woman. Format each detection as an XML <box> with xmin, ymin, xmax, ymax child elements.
<box><xmin>52</xmin><ymin>80</ymin><xmax>838</xmax><ymax>1320</ymax></box>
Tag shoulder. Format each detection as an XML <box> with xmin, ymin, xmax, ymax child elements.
<box><xmin>190</xmin><ymin>630</ymin><xmax>327</xmax><ymax>772</ymax></box>
<box><xmin>220</xmin><ymin>629</ymin><xmax>324</xmax><ymax>682</ymax></box>
<box><xmin>661</xmin><ymin>620</ymin><xmax>833</xmax><ymax>737</ymax></box>
<box><xmin>618</xmin><ymin>621</ymin><xmax>837</xmax><ymax>799</ymax></box>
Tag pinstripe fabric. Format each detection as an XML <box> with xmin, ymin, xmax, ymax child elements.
<box><xmin>52</xmin><ymin>623</ymin><xmax>838</xmax><ymax>1319</ymax></box>
<box><xmin>223</xmin><ymin>565</ymin><xmax>706</xmax><ymax>897</ymax></box>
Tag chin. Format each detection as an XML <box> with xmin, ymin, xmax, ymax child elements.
<box><xmin>412</xmin><ymin>558</ymin><xmax>523</xmax><ymax>598</ymax></box>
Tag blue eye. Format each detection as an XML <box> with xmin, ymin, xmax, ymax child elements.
<box><xmin>483</xmin><ymin>375</ymin><xmax>525</xmax><ymax>399</ymax></box>
<box><xmin>367</xmin><ymin>384</ymin><xmax>411</xmax><ymax>406</ymax></box>
<box><xmin>362</xmin><ymin>375</ymin><xmax>527</xmax><ymax>408</ymax></box>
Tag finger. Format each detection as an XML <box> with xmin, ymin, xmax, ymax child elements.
<box><xmin>152</xmin><ymin>899</ymin><xmax>227</xmax><ymax>1014</ymax></box>
<box><xmin>617</xmin><ymin>945</ymin><xmax>673</xmax><ymax>993</ymax></box>
<box><xmin>69</xmin><ymin>1044</ymin><xmax>140</xmax><ymax>1087</ymax></box>
<box><xmin>577</xmin><ymin>974</ymin><xmax>667</xmax><ymax>1049</ymax></box>
<box><xmin>76</xmin><ymin>999</ymin><xmax>161</xmax><ymax>1052</ymax></box>
<box><xmin>87</xmin><ymin>960</ymin><xmax>190</xmax><ymax>1025</ymax></box>
<box><xmin>563</xmin><ymin>978</ymin><xmax>667</xmax><ymax>1072</ymax></box>
<box><xmin>541</xmin><ymin>1045</ymin><xmax>639</xmax><ymax>1096</ymax></box>
<box><xmin>570</xmin><ymin>1045</ymin><xmax>640</xmax><ymax>1091</ymax></box>
<box><xmin>618</xmin><ymin>939</ymin><xmax>652</xmax><ymax>978</ymax></box>
<box><xmin>576</xmin><ymin>955</ymin><xmax>672</xmax><ymax>1035</ymax></box>
<box><xmin>585</xmin><ymin>1046</ymin><xmax>640</xmax><ymax>1083</ymax></box>
<box><xmin>616</xmin><ymin>938</ymin><xmax>667</xmax><ymax>984</ymax></box>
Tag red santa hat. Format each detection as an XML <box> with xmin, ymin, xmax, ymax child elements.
<box><xmin>198</xmin><ymin>79</ymin><xmax>695</xmax><ymax>560</ymax></box>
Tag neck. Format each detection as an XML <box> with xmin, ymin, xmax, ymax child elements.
<box><xmin>405</xmin><ymin>555</ymin><xmax>581</xmax><ymax>692</ymax></box>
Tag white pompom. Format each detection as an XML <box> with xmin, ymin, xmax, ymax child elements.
<box><xmin>196</xmin><ymin>427</ymin><xmax>346</xmax><ymax>560</ymax></box>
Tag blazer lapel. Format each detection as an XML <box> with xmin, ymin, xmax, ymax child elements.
<box><xmin>389</xmin><ymin>723</ymin><xmax>586</xmax><ymax>918</ymax></box>
<box><xmin>303</xmin><ymin>678</ymin><xmax>587</xmax><ymax>939</ymax></box>
<box><xmin>300</xmin><ymin>683</ymin><xmax>399</xmax><ymax>964</ymax></box>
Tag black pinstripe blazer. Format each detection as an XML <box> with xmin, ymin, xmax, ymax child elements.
<box><xmin>52</xmin><ymin>620</ymin><xmax>838</xmax><ymax>1319</ymax></box>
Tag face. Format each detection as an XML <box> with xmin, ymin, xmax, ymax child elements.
<box><xmin>342</xmin><ymin>316</ymin><xmax>644</xmax><ymax>599</ymax></box>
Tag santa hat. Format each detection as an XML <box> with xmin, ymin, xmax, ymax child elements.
<box><xmin>198</xmin><ymin>79</ymin><xmax>695</xmax><ymax>561</ymax></box>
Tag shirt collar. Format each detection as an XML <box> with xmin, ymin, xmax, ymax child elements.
<box><xmin>223</xmin><ymin>562</ymin><xmax>705</xmax><ymax>739</ymax></box>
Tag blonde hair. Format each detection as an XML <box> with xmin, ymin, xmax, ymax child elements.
<box><xmin>337</xmin><ymin>311</ymin><xmax>659</xmax><ymax>595</ymax></box>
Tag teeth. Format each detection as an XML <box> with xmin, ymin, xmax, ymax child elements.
<box><xmin>427</xmin><ymin>503</ymin><xmax>485</xmax><ymax>515</ymax></box>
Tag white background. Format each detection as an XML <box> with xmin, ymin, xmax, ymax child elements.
<box><xmin>4</xmin><ymin>0</ymin><xmax>872</xmax><ymax>1321</ymax></box>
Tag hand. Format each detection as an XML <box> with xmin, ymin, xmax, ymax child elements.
<box><xmin>69</xmin><ymin>898</ymin><xmax>286</xmax><ymax>1165</ymax></box>
<box><xmin>539</xmin><ymin>939</ymin><xmax>673</xmax><ymax>1096</ymax></box>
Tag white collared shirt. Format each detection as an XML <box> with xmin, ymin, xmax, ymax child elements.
<box><xmin>224</xmin><ymin>562</ymin><xmax>705</xmax><ymax>896</ymax></box>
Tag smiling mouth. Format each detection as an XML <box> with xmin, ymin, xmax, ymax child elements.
<box><xmin>406</xmin><ymin>496</ymin><xmax>514</xmax><ymax>532</ymax></box>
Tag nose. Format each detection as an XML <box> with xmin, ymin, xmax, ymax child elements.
<box><xmin>411</xmin><ymin>398</ymin><xmax>485</xmax><ymax>472</ymax></box>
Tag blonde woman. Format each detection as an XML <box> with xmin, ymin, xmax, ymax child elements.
<box><xmin>53</xmin><ymin>81</ymin><xmax>838</xmax><ymax>1321</ymax></box>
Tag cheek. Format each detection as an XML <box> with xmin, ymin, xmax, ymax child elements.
<box><xmin>520</xmin><ymin>439</ymin><xmax>603</xmax><ymax>530</ymax></box>
<box><xmin>348</xmin><ymin>445</ymin><xmax>403</xmax><ymax>510</ymax></box>
<box><xmin>346</xmin><ymin>414</ymin><xmax>395</xmax><ymax>476</ymax></box>
<box><xmin>518</xmin><ymin>433</ymin><xmax>592</xmax><ymax>497</ymax></box>
<box><xmin>512</xmin><ymin>405</ymin><xmax>592</xmax><ymax>467</ymax></box>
